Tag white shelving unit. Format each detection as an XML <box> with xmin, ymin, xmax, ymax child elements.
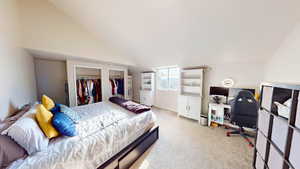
<box><xmin>140</xmin><ymin>72</ymin><xmax>155</xmax><ymax>106</ymax></box>
<box><xmin>178</xmin><ymin>68</ymin><xmax>204</xmax><ymax>122</ymax></box>
<box><xmin>141</xmin><ymin>73</ymin><xmax>154</xmax><ymax>91</ymax></box>
<box><xmin>180</xmin><ymin>69</ymin><xmax>203</xmax><ymax>96</ymax></box>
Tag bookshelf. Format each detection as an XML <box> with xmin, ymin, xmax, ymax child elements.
<box><xmin>254</xmin><ymin>83</ymin><xmax>300</xmax><ymax>169</ymax></box>
<box><xmin>140</xmin><ymin>72</ymin><xmax>155</xmax><ymax>106</ymax></box>
<box><xmin>178</xmin><ymin>68</ymin><xmax>204</xmax><ymax>122</ymax></box>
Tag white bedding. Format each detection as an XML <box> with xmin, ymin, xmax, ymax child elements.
<box><xmin>8</xmin><ymin>102</ymin><xmax>156</xmax><ymax>169</ymax></box>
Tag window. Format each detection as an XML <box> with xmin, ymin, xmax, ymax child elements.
<box><xmin>157</xmin><ymin>67</ymin><xmax>179</xmax><ymax>90</ymax></box>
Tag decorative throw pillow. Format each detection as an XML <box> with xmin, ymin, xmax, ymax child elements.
<box><xmin>50</xmin><ymin>104</ymin><xmax>61</xmax><ymax>114</ymax></box>
<box><xmin>0</xmin><ymin>135</ymin><xmax>27</xmax><ymax>168</ymax></box>
<box><xmin>36</xmin><ymin>104</ymin><xmax>59</xmax><ymax>139</ymax></box>
<box><xmin>52</xmin><ymin>112</ymin><xmax>77</xmax><ymax>137</ymax></box>
<box><xmin>284</xmin><ymin>98</ymin><xmax>292</xmax><ymax>108</ymax></box>
<box><xmin>59</xmin><ymin>104</ymin><xmax>80</xmax><ymax>123</ymax></box>
<box><xmin>1</xmin><ymin>113</ymin><xmax>49</xmax><ymax>155</ymax></box>
<box><xmin>42</xmin><ymin>95</ymin><xmax>55</xmax><ymax>110</ymax></box>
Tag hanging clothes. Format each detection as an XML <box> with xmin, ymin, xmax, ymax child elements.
<box><xmin>92</xmin><ymin>80</ymin><xmax>97</xmax><ymax>102</ymax></box>
<box><xmin>113</xmin><ymin>80</ymin><xmax>118</xmax><ymax>95</ymax></box>
<box><xmin>79</xmin><ymin>80</ymin><xmax>85</xmax><ymax>104</ymax></box>
<box><xmin>77</xmin><ymin>79</ymin><xmax>102</xmax><ymax>105</ymax></box>
<box><xmin>76</xmin><ymin>80</ymin><xmax>81</xmax><ymax>102</ymax></box>
<box><xmin>97</xmin><ymin>79</ymin><xmax>102</xmax><ymax>102</ymax></box>
<box><xmin>93</xmin><ymin>79</ymin><xmax>102</xmax><ymax>102</ymax></box>
<box><xmin>109</xmin><ymin>78</ymin><xmax>124</xmax><ymax>96</ymax></box>
<box><xmin>110</xmin><ymin>79</ymin><xmax>115</xmax><ymax>95</ymax></box>
<box><xmin>87</xmin><ymin>80</ymin><xmax>94</xmax><ymax>104</ymax></box>
<box><xmin>116</xmin><ymin>79</ymin><xmax>124</xmax><ymax>95</ymax></box>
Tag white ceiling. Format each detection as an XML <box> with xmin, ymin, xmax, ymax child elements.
<box><xmin>48</xmin><ymin>0</ymin><xmax>300</xmax><ymax>67</ymax></box>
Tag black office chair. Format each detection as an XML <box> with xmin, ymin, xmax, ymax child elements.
<box><xmin>226</xmin><ymin>90</ymin><xmax>258</xmax><ymax>147</ymax></box>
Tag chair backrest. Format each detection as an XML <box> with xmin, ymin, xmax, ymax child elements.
<box><xmin>230</xmin><ymin>90</ymin><xmax>258</xmax><ymax>128</ymax></box>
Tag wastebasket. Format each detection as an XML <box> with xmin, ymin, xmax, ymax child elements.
<box><xmin>200</xmin><ymin>115</ymin><xmax>208</xmax><ymax>126</ymax></box>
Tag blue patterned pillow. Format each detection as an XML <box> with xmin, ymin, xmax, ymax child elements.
<box><xmin>59</xmin><ymin>104</ymin><xmax>80</xmax><ymax>123</ymax></box>
<box><xmin>50</xmin><ymin>104</ymin><xmax>61</xmax><ymax>114</ymax></box>
<box><xmin>52</xmin><ymin>112</ymin><xmax>77</xmax><ymax>137</ymax></box>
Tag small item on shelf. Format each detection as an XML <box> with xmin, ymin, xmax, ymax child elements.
<box><xmin>140</xmin><ymin>72</ymin><xmax>155</xmax><ymax>106</ymax></box>
<box><xmin>211</xmin><ymin>122</ymin><xmax>218</xmax><ymax>127</ymax></box>
<box><xmin>213</xmin><ymin>96</ymin><xmax>221</xmax><ymax>104</ymax></box>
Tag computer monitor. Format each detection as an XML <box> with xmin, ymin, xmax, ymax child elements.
<box><xmin>209</xmin><ymin>87</ymin><xmax>229</xmax><ymax>96</ymax></box>
<box><xmin>228</xmin><ymin>88</ymin><xmax>255</xmax><ymax>98</ymax></box>
<box><xmin>209</xmin><ymin>86</ymin><xmax>256</xmax><ymax>104</ymax></box>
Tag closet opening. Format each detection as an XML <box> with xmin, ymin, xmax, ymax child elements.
<box><xmin>75</xmin><ymin>66</ymin><xmax>102</xmax><ymax>106</ymax></box>
<box><xmin>109</xmin><ymin>70</ymin><xmax>125</xmax><ymax>98</ymax></box>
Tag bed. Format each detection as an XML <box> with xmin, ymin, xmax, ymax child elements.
<box><xmin>7</xmin><ymin>102</ymin><xmax>158</xmax><ymax>169</ymax></box>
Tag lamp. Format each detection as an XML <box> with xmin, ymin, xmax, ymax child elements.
<box><xmin>222</xmin><ymin>78</ymin><xmax>234</xmax><ymax>88</ymax></box>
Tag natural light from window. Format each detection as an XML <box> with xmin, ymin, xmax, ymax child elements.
<box><xmin>157</xmin><ymin>67</ymin><xmax>179</xmax><ymax>91</ymax></box>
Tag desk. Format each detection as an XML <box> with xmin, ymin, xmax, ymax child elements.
<box><xmin>208</xmin><ymin>103</ymin><xmax>231</xmax><ymax>126</ymax></box>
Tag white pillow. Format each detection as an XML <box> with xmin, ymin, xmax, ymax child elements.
<box><xmin>284</xmin><ymin>98</ymin><xmax>292</xmax><ymax>108</ymax></box>
<box><xmin>1</xmin><ymin>113</ymin><xmax>49</xmax><ymax>155</ymax></box>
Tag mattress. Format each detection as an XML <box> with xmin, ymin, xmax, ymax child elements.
<box><xmin>8</xmin><ymin>102</ymin><xmax>156</xmax><ymax>169</ymax></box>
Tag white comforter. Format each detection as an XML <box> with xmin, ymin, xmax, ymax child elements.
<box><xmin>8</xmin><ymin>102</ymin><xmax>156</xmax><ymax>169</ymax></box>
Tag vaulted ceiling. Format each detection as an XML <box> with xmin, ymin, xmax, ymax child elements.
<box><xmin>45</xmin><ymin>0</ymin><xmax>300</xmax><ymax>67</ymax></box>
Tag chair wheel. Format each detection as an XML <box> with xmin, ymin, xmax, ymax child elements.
<box><xmin>226</xmin><ymin>133</ymin><xmax>230</xmax><ymax>137</ymax></box>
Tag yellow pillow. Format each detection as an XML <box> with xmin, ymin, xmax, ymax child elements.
<box><xmin>36</xmin><ymin>104</ymin><xmax>59</xmax><ymax>138</ymax></box>
<box><xmin>42</xmin><ymin>95</ymin><xmax>55</xmax><ymax>110</ymax></box>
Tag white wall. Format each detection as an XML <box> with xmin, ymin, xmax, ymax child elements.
<box><xmin>34</xmin><ymin>58</ymin><xmax>68</xmax><ymax>105</ymax></box>
<box><xmin>154</xmin><ymin>90</ymin><xmax>179</xmax><ymax>112</ymax></box>
<box><xmin>132</xmin><ymin>62</ymin><xmax>264</xmax><ymax>114</ymax></box>
<box><xmin>0</xmin><ymin>0</ymin><xmax>37</xmax><ymax>120</ymax></box>
<box><xmin>202</xmin><ymin>63</ymin><xmax>263</xmax><ymax>114</ymax></box>
<box><xmin>264</xmin><ymin>22</ymin><xmax>300</xmax><ymax>83</ymax></box>
<box><xmin>18</xmin><ymin>0</ymin><xmax>135</xmax><ymax>66</ymax></box>
<box><xmin>67</xmin><ymin>60</ymin><xmax>128</xmax><ymax>107</ymax></box>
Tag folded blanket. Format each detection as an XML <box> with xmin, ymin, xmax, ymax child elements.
<box><xmin>109</xmin><ymin>97</ymin><xmax>151</xmax><ymax>113</ymax></box>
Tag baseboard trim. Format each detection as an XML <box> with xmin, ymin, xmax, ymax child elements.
<box><xmin>152</xmin><ymin>106</ymin><xmax>178</xmax><ymax>114</ymax></box>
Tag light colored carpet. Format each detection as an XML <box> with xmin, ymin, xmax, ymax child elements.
<box><xmin>130</xmin><ymin>107</ymin><xmax>254</xmax><ymax>169</ymax></box>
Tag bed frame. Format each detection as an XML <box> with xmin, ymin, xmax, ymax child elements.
<box><xmin>98</xmin><ymin>126</ymin><xmax>159</xmax><ymax>169</ymax></box>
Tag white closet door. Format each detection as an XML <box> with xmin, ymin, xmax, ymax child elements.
<box><xmin>188</xmin><ymin>96</ymin><xmax>201</xmax><ymax>120</ymax></box>
<box><xmin>178</xmin><ymin>96</ymin><xmax>188</xmax><ymax>116</ymax></box>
